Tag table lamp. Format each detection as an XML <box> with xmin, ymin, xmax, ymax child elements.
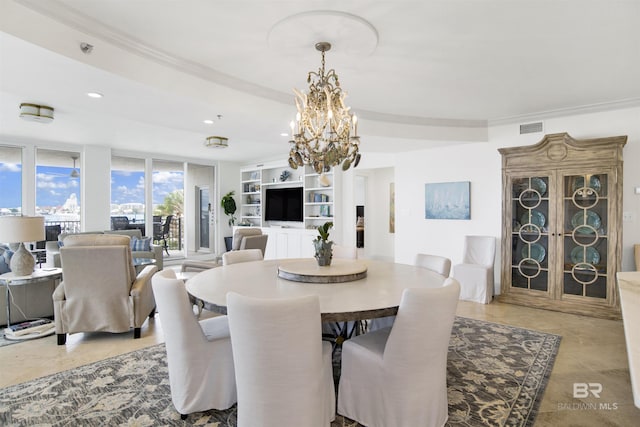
<box><xmin>0</xmin><ymin>216</ymin><xmax>45</xmax><ymax>276</ymax></box>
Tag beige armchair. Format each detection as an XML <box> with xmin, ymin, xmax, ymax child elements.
<box><xmin>46</xmin><ymin>229</ymin><xmax>163</xmax><ymax>271</ymax></box>
<box><xmin>53</xmin><ymin>234</ymin><xmax>157</xmax><ymax>345</ymax></box>
<box><xmin>232</xmin><ymin>227</ymin><xmax>268</xmax><ymax>254</ymax></box>
<box><xmin>181</xmin><ymin>228</ymin><xmax>267</xmax><ymax>273</ymax></box>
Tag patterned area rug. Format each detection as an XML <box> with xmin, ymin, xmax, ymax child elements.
<box><xmin>0</xmin><ymin>317</ymin><xmax>560</xmax><ymax>426</ymax></box>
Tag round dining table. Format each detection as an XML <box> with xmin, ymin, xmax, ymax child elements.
<box><xmin>186</xmin><ymin>258</ymin><xmax>447</xmax><ymax>322</ymax></box>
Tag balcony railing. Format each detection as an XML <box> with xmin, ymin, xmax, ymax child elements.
<box><xmin>43</xmin><ymin>217</ymin><xmax>183</xmax><ymax>251</ymax></box>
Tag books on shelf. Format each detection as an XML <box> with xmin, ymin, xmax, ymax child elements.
<box><xmin>308</xmin><ymin>192</ymin><xmax>329</xmax><ymax>203</ymax></box>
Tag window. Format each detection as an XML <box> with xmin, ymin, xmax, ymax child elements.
<box><xmin>36</xmin><ymin>149</ymin><xmax>81</xmax><ymax>233</ymax></box>
<box><xmin>153</xmin><ymin>160</ymin><xmax>184</xmax><ymax>254</ymax></box>
<box><xmin>111</xmin><ymin>156</ymin><xmax>146</xmax><ymax>226</ymax></box>
<box><xmin>0</xmin><ymin>146</ymin><xmax>22</xmax><ymax>216</ymax></box>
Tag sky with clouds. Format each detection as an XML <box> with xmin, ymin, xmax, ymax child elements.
<box><xmin>0</xmin><ymin>163</ymin><xmax>183</xmax><ymax>210</ymax></box>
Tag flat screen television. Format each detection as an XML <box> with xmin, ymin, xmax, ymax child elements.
<box><xmin>264</xmin><ymin>186</ymin><xmax>303</xmax><ymax>222</ymax></box>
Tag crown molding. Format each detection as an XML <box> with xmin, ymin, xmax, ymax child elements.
<box><xmin>488</xmin><ymin>98</ymin><xmax>640</xmax><ymax>126</ymax></box>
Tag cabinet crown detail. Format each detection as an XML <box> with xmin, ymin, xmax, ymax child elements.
<box><xmin>498</xmin><ymin>133</ymin><xmax>626</xmax><ymax>170</ymax></box>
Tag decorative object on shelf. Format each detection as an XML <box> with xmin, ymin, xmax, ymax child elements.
<box><xmin>70</xmin><ymin>155</ymin><xmax>79</xmax><ymax>178</ymax></box>
<box><xmin>530</xmin><ymin>177</ymin><xmax>547</xmax><ymax>196</ymax></box>
<box><xmin>313</xmin><ymin>221</ymin><xmax>334</xmax><ymax>266</ymax></box>
<box><xmin>204</xmin><ymin>135</ymin><xmax>229</xmax><ymax>149</ymax></box>
<box><xmin>571</xmin><ymin>210</ymin><xmax>601</xmax><ymax>233</ymax></box>
<box><xmin>570</xmin><ymin>246</ymin><xmax>601</xmax><ymax>265</ymax></box>
<box><xmin>573</xmin><ymin>175</ymin><xmax>602</xmax><ymax>193</ymax></box>
<box><xmin>521</xmin><ymin>210</ymin><xmax>546</xmax><ymax>228</ymax></box>
<box><xmin>318</xmin><ymin>173</ymin><xmax>331</xmax><ymax>187</ymax></box>
<box><xmin>19</xmin><ymin>103</ymin><xmax>54</xmax><ymax>123</ymax></box>
<box><xmin>288</xmin><ymin>42</ymin><xmax>361</xmax><ymax>173</ymax></box>
<box><xmin>279</xmin><ymin>170</ymin><xmax>291</xmax><ymax>182</ymax></box>
<box><xmin>522</xmin><ymin>243</ymin><xmax>546</xmax><ymax>263</ymax></box>
<box><xmin>0</xmin><ymin>216</ymin><xmax>45</xmax><ymax>276</ymax></box>
<box><xmin>220</xmin><ymin>191</ymin><xmax>237</xmax><ymax>226</ymax></box>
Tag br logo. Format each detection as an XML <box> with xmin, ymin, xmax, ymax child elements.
<box><xmin>573</xmin><ymin>383</ymin><xmax>602</xmax><ymax>398</ymax></box>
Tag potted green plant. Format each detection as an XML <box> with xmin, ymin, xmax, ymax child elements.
<box><xmin>313</xmin><ymin>221</ymin><xmax>334</xmax><ymax>266</ymax></box>
<box><xmin>221</xmin><ymin>191</ymin><xmax>237</xmax><ymax>251</ymax></box>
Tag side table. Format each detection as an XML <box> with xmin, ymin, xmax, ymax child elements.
<box><xmin>0</xmin><ymin>268</ymin><xmax>63</xmax><ymax>331</ymax></box>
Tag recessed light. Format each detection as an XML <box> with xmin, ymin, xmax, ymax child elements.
<box><xmin>87</xmin><ymin>92</ymin><xmax>103</xmax><ymax>98</ymax></box>
<box><xmin>203</xmin><ymin>119</ymin><xmax>214</xmax><ymax>124</ymax></box>
<box><xmin>280</xmin><ymin>133</ymin><xmax>289</xmax><ymax>137</ymax></box>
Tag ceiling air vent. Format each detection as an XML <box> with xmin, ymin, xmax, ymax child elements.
<box><xmin>519</xmin><ymin>121</ymin><xmax>543</xmax><ymax>135</ymax></box>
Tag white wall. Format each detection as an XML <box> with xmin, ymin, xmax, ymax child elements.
<box><xmin>365</xmin><ymin>167</ymin><xmax>395</xmax><ymax>261</ymax></box>
<box><xmin>395</xmin><ymin>143</ymin><xmax>501</xmax><ymax>269</ymax></box>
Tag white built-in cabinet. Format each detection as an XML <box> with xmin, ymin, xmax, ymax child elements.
<box><xmin>239</xmin><ymin>161</ymin><xmax>341</xmax><ymax>259</ymax></box>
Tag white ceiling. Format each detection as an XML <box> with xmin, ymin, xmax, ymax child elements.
<box><xmin>1</xmin><ymin>0</ymin><xmax>639</xmax><ymax>164</ymax></box>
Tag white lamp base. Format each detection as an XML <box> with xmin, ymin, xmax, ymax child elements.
<box><xmin>9</xmin><ymin>242</ymin><xmax>35</xmax><ymax>276</ymax></box>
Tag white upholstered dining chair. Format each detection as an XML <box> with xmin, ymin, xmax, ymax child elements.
<box><xmin>222</xmin><ymin>248</ymin><xmax>263</xmax><ymax>265</ymax></box>
<box><xmin>151</xmin><ymin>269</ymin><xmax>237</xmax><ymax>419</ymax></box>
<box><xmin>338</xmin><ymin>278</ymin><xmax>460</xmax><ymax>427</ymax></box>
<box><xmin>415</xmin><ymin>253</ymin><xmax>452</xmax><ymax>277</ymax></box>
<box><xmin>226</xmin><ymin>292</ymin><xmax>335</xmax><ymax>426</ymax></box>
<box><xmin>368</xmin><ymin>252</ymin><xmax>452</xmax><ymax>332</ymax></box>
<box><xmin>452</xmin><ymin>235</ymin><xmax>496</xmax><ymax>304</ymax></box>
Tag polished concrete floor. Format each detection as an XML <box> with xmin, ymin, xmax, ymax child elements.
<box><xmin>1</xmin><ymin>299</ymin><xmax>639</xmax><ymax>426</ymax></box>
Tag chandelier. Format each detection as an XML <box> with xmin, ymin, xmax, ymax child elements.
<box><xmin>288</xmin><ymin>42</ymin><xmax>361</xmax><ymax>173</ymax></box>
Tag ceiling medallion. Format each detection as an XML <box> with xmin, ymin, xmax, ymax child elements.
<box><xmin>288</xmin><ymin>42</ymin><xmax>361</xmax><ymax>173</ymax></box>
<box><xmin>204</xmin><ymin>135</ymin><xmax>229</xmax><ymax>148</ymax></box>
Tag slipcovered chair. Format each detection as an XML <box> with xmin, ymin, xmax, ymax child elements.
<box><xmin>181</xmin><ymin>229</ymin><xmax>268</xmax><ymax>272</ymax></box>
<box><xmin>53</xmin><ymin>234</ymin><xmax>157</xmax><ymax>345</ymax></box>
<box><xmin>338</xmin><ymin>279</ymin><xmax>460</xmax><ymax>427</ymax></box>
<box><xmin>368</xmin><ymin>253</ymin><xmax>452</xmax><ymax>332</ymax></box>
<box><xmin>222</xmin><ymin>248</ymin><xmax>263</xmax><ymax>266</ymax></box>
<box><xmin>227</xmin><ymin>292</ymin><xmax>335</xmax><ymax>426</ymax></box>
<box><xmin>416</xmin><ymin>253</ymin><xmax>452</xmax><ymax>277</ymax></box>
<box><xmin>232</xmin><ymin>227</ymin><xmax>268</xmax><ymax>255</ymax></box>
<box><xmin>152</xmin><ymin>269</ymin><xmax>237</xmax><ymax>419</ymax></box>
<box><xmin>46</xmin><ymin>229</ymin><xmax>163</xmax><ymax>270</ymax></box>
<box><xmin>452</xmin><ymin>235</ymin><xmax>496</xmax><ymax>304</ymax></box>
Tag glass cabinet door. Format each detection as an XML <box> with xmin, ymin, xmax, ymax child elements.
<box><xmin>510</xmin><ymin>175</ymin><xmax>551</xmax><ymax>293</ymax></box>
<box><xmin>562</xmin><ymin>173</ymin><xmax>608</xmax><ymax>299</ymax></box>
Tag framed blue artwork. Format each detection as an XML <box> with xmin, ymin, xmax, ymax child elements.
<box><xmin>425</xmin><ymin>181</ymin><xmax>470</xmax><ymax>220</ymax></box>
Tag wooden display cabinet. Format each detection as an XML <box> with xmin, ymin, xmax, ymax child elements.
<box><xmin>498</xmin><ymin>133</ymin><xmax>626</xmax><ymax>319</ymax></box>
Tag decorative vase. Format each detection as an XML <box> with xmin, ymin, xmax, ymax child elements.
<box><xmin>314</xmin><ymin>240</ymin><xmax>333</xmax><ymax>266</ymax></box>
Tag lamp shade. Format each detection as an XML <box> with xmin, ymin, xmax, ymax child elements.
<box><xmin>0</xmin><ymin>216</ymin><xmax>45</xmax><ymax>243</ymax></box>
